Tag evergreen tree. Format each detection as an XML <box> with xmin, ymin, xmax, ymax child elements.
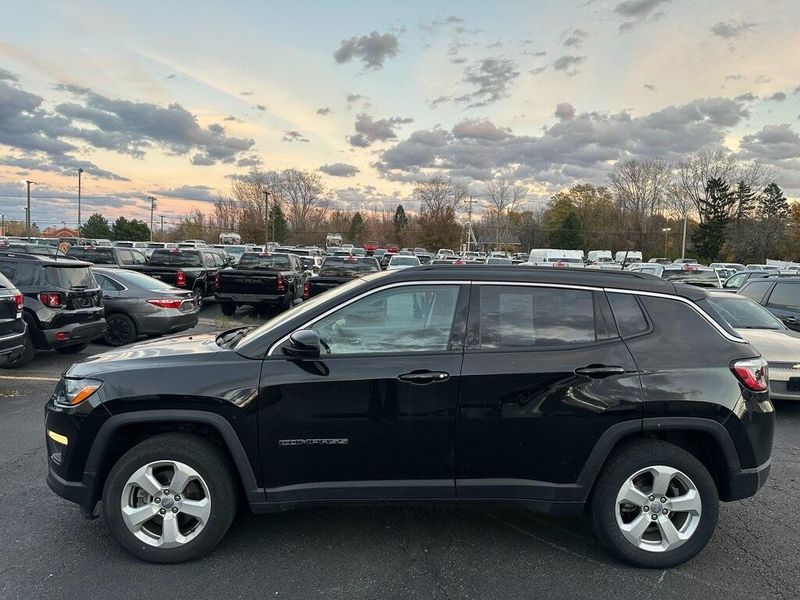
<box><xmin>80</xmin><ymin>213</ymin><xmax>112</xmax><ymax>239</ymax></box>
<box><xmin>393</xmin><ymin>204</ymin><xmax>408</xmax><ymax>242</ymax></box>
<box><xmin>348</xmin><ymin>211</ymin><xmax>365</xmax><ymax>243</ymax></box>
<box><xmin>268</xmin><ymin>201</ymin><xmax>289</xmax><ymax>242</ymax></box>
<box><xmin>692</xmin><ymin>178</ymin><xmax>735</xmax><ymax>262</ymax></box>
<box><xmin>548</xmin><ymin>212</ymin><xmax>583</xmax><ymax>249</ymax></box>
<box><xmin>733</xmin><ymin>181</ymin><xmax>756</xmax><ymax>220</ymax></box>
<box><xmin>111</xmin><ymin>216</ymin><xmax>150</xmax><ymax>241</ymax></box>
<box><xmin>760</xmin><ymin>182</ymin><xmax>789</xmax><ymax>219</ymax></box>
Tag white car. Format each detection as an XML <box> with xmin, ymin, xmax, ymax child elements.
<box><xmin>387</xmin><ymin>255</ymin><xmax>421</xmax><ymax>270</ymax></box>
<box><xmin>706</xmin><ymin>291</ymin><xmax>800</xmax><ymax>400</ymax></box>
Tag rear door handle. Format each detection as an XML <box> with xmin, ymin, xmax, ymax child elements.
<box><xmin>574</xmin><ymin>365</ymin><xmax>626</xmax><ymax>379</ymax></box>
<box><xmin>782</xmin><ymin>316</ymin><xmax>797</xmax><ymax>324</ymax></box>
<box><xmin>398</xmin><ymin>370</ymin><xmax>450</xmax><ymax>384</ymax></box>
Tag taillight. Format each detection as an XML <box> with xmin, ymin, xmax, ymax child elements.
<box><xmin>39</xmin><ymin>292</ymin><xmax>63</xmax><ymax>308</ymax></box>
<box><xmin>146</xmin><ymin>298</ymin><xmax>184</xmax><ymax>309</ymax></box>
<box><xmin>303</xmin><ymin>280</ymin><xmax>310</xmax><ymax>299</ymax></box>
<box><xmin>176</xmin><ymin>271</ymin><xmax>186</xmax><ymax>287</ymax></box>
<box><xmin>214</xmin><ymin>273</ymin><xmax>221</xmax><ymax>289</ymax></box>
<box><xmin>14</xmin><ymin>293</ymin><xmax>23</xmax><ymax>312</ymax></box>
<box><xmin>731</xmin><ymin>358</ymin><xmax>769</xmax><ymax>392</ymax></box>
<box><xmin>276</xmin><ymin>274</ymin><xmax>285</xmax><ymax>292</ymax></box>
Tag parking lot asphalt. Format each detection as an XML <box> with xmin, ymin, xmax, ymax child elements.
<box><xmin>1</xmin><ymin>302</ymin><xmax>799</xmax><ymax>600</ymax></box>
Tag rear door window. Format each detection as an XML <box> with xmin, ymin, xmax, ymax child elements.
<box><xmin>477</xmin><ymin>286</ymin><xmax>601</xmax><ymax>349</ymax></box>
<box><xmin>607</xmin><ymin>293</ymin><xmax>650</xmax><ymax>337</ymax></box>
<box><xmin>739</xmin><ymin>281</ymin><xmax>773</xmax><ymax>304</ymax></box>
<box><xmin>766</xmin><ymin>283</ymin><xmax>800</xmax><ymax>310</ymax></box>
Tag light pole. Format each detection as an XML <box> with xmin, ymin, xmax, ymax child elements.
<box><xmin>147</xmin><ymin>196</ymin><xmax>157</xmax><ymax>241</ymax></box>
<box><xmin>262</xmin><ymin>189</ymin><xmax>270</xmax><ymax>247</ymax></box>
<box><xmin>159</xmin><ymin>215</ymin><xmax>165</xmax><ymax>240</ymax></box>
<box><xmin>681</xmin><ymin>214</ymin><xmax>687</xmax><ymax>260</ymax></box>
<box><xmin>25</xmin><ymin>180</ymin><xmax>36</xmax><ymax>240</ymax></box>
<box><xmin>662</xmin><ymin>227</ymin><xmax>671</xmax><ymax>257</ymax></box>
<box><xmin>77</xmin><ymin>168</ymin><xmax>83</xmax><ymax>231</ymax></box>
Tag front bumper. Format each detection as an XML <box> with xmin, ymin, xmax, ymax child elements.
<box><xmin>42</xmin><ymin>319</ymin><xmax>106</xmax><ymax>349</ymax></box>
<box><xmin>768</xmin><ymin>369</ymin><xmax>800</xmax><ymax>401</ymax></box>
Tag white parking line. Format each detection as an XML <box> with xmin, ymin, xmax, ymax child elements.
<box><xmin>0</xmin><ymin>375</ymin><xmax>60</xmax><ymax>382</ymax></box>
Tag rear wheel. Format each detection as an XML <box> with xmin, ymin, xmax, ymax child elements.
<box><xmin>192</xmin><ymin>286</ymin><xmax>204</xmax><ymax>309</ymax></box>
<box><xmin>55</xmin><ymin>342</ymin><xmax>89</xmax><ymax>354</ymax></box>
<box><xmin>102</xmin><ymin>433</ymin><xmax>237</xmax><ymax>563</ymax></box>
<box><xmin>281</xmin><ymin>290</ymin><xmax>293</xmax><ymax>311</ymax></box>
<box><xmin>104</xmin><ymin>313</ymin><xmax>138</xmax><ymax>346</ymax></box>
<box><xmin>220</xmin><ymin>303</ymin><xmax>236</xmax><ymax>317</ymax></box>
<box><xmin>590</xmin><ymin>440</ymin><xmax>718</xmax><ymax>568</ymax></box>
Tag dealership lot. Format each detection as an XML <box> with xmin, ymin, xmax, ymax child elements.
<box><xmin>0</xmin><ymin>302</ymin><xmax>798</xmax><ymax>599</ymax></box>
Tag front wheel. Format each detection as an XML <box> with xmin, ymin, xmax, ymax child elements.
<box><xmin>590</xmin><ymin>440</ymin><xmax>718</xmax><ymax>568</ymax></box>
<box><xmin>192</xmin><ymin>286</ymin><xmax>204</xmax><ymax>309</ymax></box>
<box><xmin>102</xmin><ymin>433</ymin><xmax>238</xmax><ymax>563</ymax></box>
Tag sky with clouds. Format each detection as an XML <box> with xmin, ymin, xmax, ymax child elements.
<box><xmin>1</xmin><ymin>0</ymin><xmax>799</xmax><ymax>230</ymax></box>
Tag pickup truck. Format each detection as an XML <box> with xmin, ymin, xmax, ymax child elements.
<box><xmin>214</xmin><ymin>252</ymin><xmax>308</xmax><ymax>316</ymax></box>
<box><xmin>65</xmin><ymin>245</ymin><xmax>148</xmax><ymax>267</ymax></box>
<box><xmin>307</xmin><ymin>256</ymin><xmax>381</xmax><ymax>298</ymax></box>
<box><xmin>127</xmin><ymin>248</ymin><xmax>224</xmax><ymax>306</ymax></box>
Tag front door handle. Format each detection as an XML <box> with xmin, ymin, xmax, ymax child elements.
<box><xmin>574</xmin><ymin>365</ymin><xmax>626</xmax><ymax>379</ymax></box>
<box><xmin>782</xmin><ymin>316</ymin><xmax>797</xmax><ymax>324</ymax></box>
<box><xmin>398</xmin><ymin>370</ymin><xmax>450</xmax><ymax>384</ymax></box>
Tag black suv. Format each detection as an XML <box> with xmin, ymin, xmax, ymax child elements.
<box><xmin>738</xmin><ymin>275</ymin><xmax>800</xmax><ymax>331</ymax></box>
<box><xmin>0</xmin><ymin>252</ymin><xmax>105</xmax><ymax>366</ymax></box>
<box><xmin>45</xmin><ymin>266</ymin><xmax>773</xmax><ymax>567</ymax></box>
<box><xmin>0</xmin><ymin>270</ymin><xmax>26</xmax><ymax>366</ymax></box>
<box><xmin>65</xmin><ymin>245</ymin><xmax>148</xmax><ymax>267</ymax></box>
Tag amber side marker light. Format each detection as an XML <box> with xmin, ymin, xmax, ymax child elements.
<box><xmin>47</xmin><ymin>430</ymin><xmax>68</xmax><ymax>445</ymax></box>
<box><xmin>55</xmin><ymin>379</ymin><xmax>103</xmax><ymax>408</ymax></box>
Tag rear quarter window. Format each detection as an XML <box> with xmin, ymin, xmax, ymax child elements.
<box><xmin>739</xmin><ymin>281</ymin><xmax>773</xmax><ymax>304</ymax></box>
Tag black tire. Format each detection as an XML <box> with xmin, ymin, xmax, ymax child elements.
<box><xmin>280</xmin><ymin>290</ymin><xmax>293</xmax><ymax>311</ymax></box>
<box><xmin>54</xmin><ymin>342</ymin><xmax>90</xmax><ymax>354</ymax></box>
<box><xmin>220</xmin><ymin>303</ymin><xmax>236</xmax><ymax>317</ymax></box>
<box><xmin>103</xmin><ymin>313</ymin><xmax>138</xmax><ymax>346</ymax></box>
<box><xmin>589</xmin><ymin>439</ymin><xmax>719</xmax><ymax>568</ymax></box>
<box><xmin>4</xmin><ymin>327</ymin><xmax>36</xmax><ymax>368</ymax></box>
<box><xmin>102</xmin><ymin>433</ymin><xmax>238</xmax><ymax>564</ymax></box>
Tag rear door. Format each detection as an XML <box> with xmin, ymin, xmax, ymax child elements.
<box><xmin>455</xmin><ymin>283</ymin><xmax>642</xmax><ymax>500</ymax></box>
<box><xmin>763</xmin><ymin>281</ymin><xmax>800</xmax><ymax>331</ymax></box>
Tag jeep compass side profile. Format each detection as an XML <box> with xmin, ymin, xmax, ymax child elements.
<box><xmin>45</xmin><ymin>266</ymin><xmax>774</xmax><ymax>567</ymax></box>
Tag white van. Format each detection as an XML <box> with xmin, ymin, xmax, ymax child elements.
<box><xmin>587</xmin><ymin>250</ymin><xmax>613</xmax><ymax>264</ymax></box>
<box><xmin>615</xmin><ymin>250</ymin><xmax>643</xmax><ymax>264</ymax></box>
<box><xmin>522</xmin><ymin>249</ymin><xmax>585</xmax><ymax>268</ymax></box>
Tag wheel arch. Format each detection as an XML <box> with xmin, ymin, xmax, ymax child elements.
<box><xmin>578</xmin><ymin>417</ymin><xmax>742</xmax><ymax>503</ymax></box>
<box><xmin>83</xmin><ymin>410</ymin><xmax>262</xmax><ymax>509</ymax></box>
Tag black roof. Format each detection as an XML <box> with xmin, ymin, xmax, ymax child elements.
<box><xmin>0</xmin><ymin>250</ymin><xmax>91</xmax><ymax>267</ymax></box>
<box><xmin>382</xmin><ymin>264</ymin><xmax>705</xmax><ymax>298</ymax></box>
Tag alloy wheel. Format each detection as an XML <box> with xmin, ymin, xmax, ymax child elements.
<box><xmin>615</xmin><ymin>465</ymin><xmax>702</xmax><ymax>553</ymax></box>
<box><xmin>120</xmin><ymin>460</ymin><xmax>211</xmax><ymax>548</ymax></box>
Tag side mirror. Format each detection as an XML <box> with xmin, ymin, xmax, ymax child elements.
<box><xmin>283</xmin><ymin>329</ymin><xmax>321</xmax><ymax>359</ymax></box>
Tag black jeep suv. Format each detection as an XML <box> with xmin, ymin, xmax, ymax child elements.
<box><xmin>0</xmin><ymin>252</ymin><xmax>105</xmax><ymax>366</ymax></box>
<box><xmin>45</xmin><ymin>266</ymin><xmax>773</xmax><ymax>567</ymax></box>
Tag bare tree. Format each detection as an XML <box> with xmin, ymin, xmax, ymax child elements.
<box><xmin>485</xmin><ymin>177</ymin><xmax>528</xmax><ymax>248</ymax></box>
<box><xmin>279</xmin><ymin>168</ymin><xmax>328</xmax><ymax>240</ymax></box>
<box><xmin>609</xmin><ymin>158</ymin><xmax>671</xmax><ymax>249</ymax></box>
<box><xmin>413</xmin><ymin>175</ymin><xmax>464</xmax><ymax>250</ymax></box>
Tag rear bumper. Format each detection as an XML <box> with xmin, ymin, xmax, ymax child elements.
<box><xmin>42</xmin><ymin>319</ymin><xmax>106</xmax><ymax>349</ymax></box>
<box><xmin>0</xmin><ymin>328</ymin><xmax>25</xmax><ymax>365</ymax></box>
<box><xmin>215</xmin><ymin>292</ymin><xmax>283</xmax><ymax>305</ymax></box>
<box><xmin>137</xmin><ymin>310</ymin><xmax>199</xmax><ymax>335</ymax></box>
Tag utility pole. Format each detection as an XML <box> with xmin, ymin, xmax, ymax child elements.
<box><xmin>681</xmin><ymin>214</ymin><xmax>687</xmax><ymax>260</ymax></box>
<box><xmin>263</xmin><ymin>189</ymin><xmax>270</xmax><ymax>247</ymax></box>
<box><xmin>463</xmin><ymin>195</ymin><xmax>478</xmax><ymax>251</ymax></box>
<box><xmin>160</xmin><ymin>215</ymin><xmax>165</xmax><ymax>240</ymax></box>
<box><xmin>77</xmin><ymin>168</ymin><xmax>83</xmax><ymax>231</ymax></box>
<box><xmin>1</xmin><ymin>214</ymin><xmax>4</xmax><ymax>236</ymax></box>
<box><xmin>25</xmin><ymin>180</ymin><xmax>36</xmax><ymax>240</ymax></box>
<box><xmin>147</xmin><ymin>196</ymin><xmax>157</xmax><ymax>241</ymax></box>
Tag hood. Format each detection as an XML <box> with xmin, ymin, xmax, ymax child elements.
<box><xmin>66</xmin><ymin>332</ymin><xmax>222</xmax><ymax>379</ymax></box>
<box><xmin>735</xmin><ymin>328</ymin><xmax>800</xmax><ymax>362</ymax></box>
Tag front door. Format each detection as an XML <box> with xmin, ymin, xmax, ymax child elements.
<box><xmin>456</xmin><ymin>284</ymin><xmax>642</xmax><ymax>500</ymax></box>
<box><xmin>258</xmin><ymin>283</ymin><xmax>469</xmax><ymax>502</ymax></box>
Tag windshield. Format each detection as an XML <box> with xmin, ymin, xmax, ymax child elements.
<box><xmin>238</xmin><ymin>253</ymin><xmax>291</xmax><ymax>270</ymax></box>
<box><xmin>225</xmin><ymin>246</ymin><xmax>247</xmax><ymax>255</ymax></box>
<box><xmin>108</xmin><ymin>269</ymin><xmax>176</xmax><ymax>291</ymax></box>
<box><xmin>45</xmin><ymin>266</ymin><xmax>97</xmax><ymax>289</ymax></box>
<box><xmin>662</xmin><ymin>268</ymin><xmax>720</xmax><ymax>288</ymax></box>
<box><xmin>319</xmin><ymin>257</ymin><xmax>380</xmax><ymax>276</ymax></box>
<box><xmin>149</xmin><ymin>250</ymin><xmax>203</xmax><ymax>267</ymax></box>
<box><xmin>705</xmin><ymin>296</ymin><xmax>784</xmax><ymax>330</ymax></box>
<box><xmin>391</xmin><ymin>256</ymin><xmax>420</xmax><ymax>266</ymax></box>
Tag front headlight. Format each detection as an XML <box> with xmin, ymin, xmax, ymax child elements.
<box><xmin>54</xmin><ymin>378</ymin><xmax>103</xmax><ymax>408</ymax></box>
